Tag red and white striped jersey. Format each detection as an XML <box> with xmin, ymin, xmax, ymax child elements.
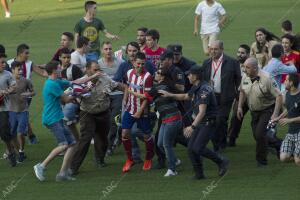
<box><xmin>125</xmin><ymin>68</ymin><xmax>153</xmax><ymax>114</ymax></box>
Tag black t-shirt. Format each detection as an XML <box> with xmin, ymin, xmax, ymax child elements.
<box><xmin>286</xmin><ymin>91</ymin><xmax>300</xmax><ymax>134</ymax></box>
<box><xmin>188</xmin><ymin>81</ymin><xmax>218</xmax><ymax>120</ymax></box>
<box><xmin>61</xmin><ymin>64</ymin><xmax>83</xmax><ymax>81</ymax></box>
<box><xmin>145</xmin><ymin>80</ymin><xmax>181</xmax><ymax>121</ymax></box>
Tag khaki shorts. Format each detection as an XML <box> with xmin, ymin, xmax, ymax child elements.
<box><xmin>201</xmin><ymin>32</ymin><xmax>219</xmax><ymax>54</ymax></box>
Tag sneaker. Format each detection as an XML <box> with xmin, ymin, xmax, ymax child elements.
<box><xmin>5</xmin><ymin>12</ymin><xmax>11</xmax><ymax>18</ymax></box>
<box><xmin>143</xmin><ymin>160</ymin><xmax>152</xmax><ymax>171</ymax></box>
<box><xmin>164</xmin><ymin>169</ymin><xmax>178</xmax><ymax>177</ymax></box>
<box><xmin>8</xmin><ymin>153</ymin><xmax>17</xmax><ymax>167</ymax></box>
<box><xmin>56</xmin><ymin>173</ymin><xmax>76</xmax><ymax>182</ymax></box>
<box><xmin>18</xmin><ymin>152</ymin><xmax>27</xmax><ymax>163</ymax></box>
<box><xmin>33</xmin><ymin>163</ymin><xmax>45</xmax><ymax>181</ymax></box>
<box><xmin>2</xmin><ymin>152</ymin><xmax>8</xmax><ymax>160</ymax></box>
<box><xmin>105</xmin><ymin>149</ymin><xmax>113</xmax><ymax>157</ymax></box>
<box><xmin>175</xmin><ymin>159</ymin><xmax>181</xmax><ymax>166</ymax></box>
<box><xmin>96</xmin><ymin>158</ymin><xmax>107</xmax><ymax>168</ymax></box>
<box><xmin>29</xmin><ymin>134</ymin><xmax>38</xmax><ymax>145</ymax></box>
<box><xmin>122</xmin><ymin>159</ymin><xmax>134</xmax><ymax>173</ymax></box>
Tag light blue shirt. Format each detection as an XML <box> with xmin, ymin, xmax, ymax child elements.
<box><xmin>42</xmin><ymin>79</ymin><xmax>70</xmax><ymax>126</ymax></box>
<box><xmin>263</xmin><ymin>58</ymin><xmax>297</xmax><ymax>88</ymax></box>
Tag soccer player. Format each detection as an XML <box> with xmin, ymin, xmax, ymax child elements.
<box><xmin>9</xmin><ymin>61</ymin><xmax>35</xmax><ymax>163</ymax></box>
<box><xmin>194</xmin><ymin>0</ymin><xmax>227</xmax><ymax>56</ymax></box>
<box><xmin>1</xmin><ymin>0</ymin><xmax>11</xmax><ymax>18</ymax></box>
<box><xmin>74</xmin><ymin>1</ymin><xmax>119</xmax><ymax>62</ymax></box>
<box><xmin>33</xmin><ymin>61</ymin><xmax>100</xmax><ymax>182</ymax></box>
<box><xmin>121</xmin><ymin>52</ymin><xmax>154</xmax><ymax>172</ymax></box>
<box><xmin>137</xmin><ymin>27</ymin><xmax>148</xmax><ymax>52</ymax></box>
<box><xmin>273</xmin><ymin>73</ymin><xmax>300</xmax><ymax>166</ymax></box>
<box><xmin>144</xmin><ymin>29</ymin><xmax>165</xmax><ymax>69</ymax></box>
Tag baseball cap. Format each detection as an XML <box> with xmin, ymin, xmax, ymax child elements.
<box><xmin>167</xmin><ymin>44</ymin><xmax>182</xmax><ymax>55</ymax></box>
<box><xmin>186</xmin><ymin>65</ymin><xmax>203</xmax><ymax>75</ymax></box>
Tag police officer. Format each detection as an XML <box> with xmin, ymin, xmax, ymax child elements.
<box><xmin>167</xmin><ymin>44</ymin><xmax>196</xmax><ymax>92</ymax></box>
<box><xmin>159</xmin><ymin>65</ymin><xmax>228</xmax><ymax>179</ymax></box>
<box><xmin>237</xmin><ymin>57</ymin><xmax>283</xmax><ymax>166</ymax></box>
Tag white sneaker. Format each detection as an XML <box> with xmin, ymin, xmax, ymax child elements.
<box><xmin>34</xmin><ymin>163</ymin><xmax>45</xmax><ymax>181</ymax></box>
<box><xmin>164</xmin><ymin>169</ymin><xmax>178</xmax><ymax>177</ymax></box>
<box><xmin>175</xmin><ymin>159</ymin><xmax>181</xmax><ymax>166</ymax></box>
<box><xmin>2</xmin><ymin>152</ymin><xmax>8</xmax><ymax>159</ymax></box>
<box><xmin>5</xmin><ymin>12</ymin><xmax>11</xmax><ymax>18</ymax></box>
<box><xmin>91</xmin><ymin>139</ymin><xmax>94</xmax><ymax>144</ymax></box>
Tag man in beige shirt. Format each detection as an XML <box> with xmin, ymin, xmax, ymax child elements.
<box><xmin>237</xmin><ymin>57</ymin><xmax>282</xmax><ymax>166</ymax></box>
<box><xmin>71</xmin><ymin>61</ymin><xmax>122</xmax><ymax>175</ymax></box>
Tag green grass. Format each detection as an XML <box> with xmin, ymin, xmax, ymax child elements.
<box><xmin>1</xmin><ymin>0</ymin><xmax>300</xmax><ymax>199</ymax></box>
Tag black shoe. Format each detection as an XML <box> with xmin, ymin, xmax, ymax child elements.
<box><xmin>191</xmin><ymin>174</ymin><xmax>207</xmax><ymax>180</ymax></box>
<box><xmin>155</xmin><ymin>160</ymin><xmax>166</xmax><ymax>169</ymax></box>
<box><xmin>218</xmin><ymin>157</ymin><xmax>229</xmax><ymax>177</ymax></box>
<box><xmin>257</xmin><ymin>161</ymin><xmax>268</xmax><ymax>167</ymax></box>
<box><xmin>105</xmin><ymin>149</ymin><xmax>113</xmax><ymax>157</ymax></box>
<box><xmin>96</xmin><ymin>158</ymin><xmax>107</xmax><ymax>168</ymax></box>
<box><xmin>18</xmin><ymin>152</ymin><xmax>27</xmax><ymax>162</ymax></box>
<box><xmin>8</xmin><ymin>153</ymin><xmax>17</xmax><ymax>167</ymax></box>
<box><xmin>228</xmin><ymin>138</ymin><xmax>236</xmax><ymax>147</ymax></box>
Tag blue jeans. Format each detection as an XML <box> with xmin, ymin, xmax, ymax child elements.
<box><xmin>9</xmin><ymin>111</ymin><xmax>29</xmax><ymax>136</ymax></box>
<box><xmin>157</xmin><ymin>119</ymin><xmax>182</xmax><ymax>171</ymax></box>
<box><xmin>131</xmin><ymin>123</ymin><xmax>144</xmax><ymax>161</ymax></box>
<box><xmin>86</xmin><ymin>51</ymin><xmax>100</xmax><ymax>62</ymax></box>
<box><xmin>46</xmin><ymin>120</ymin><xmax>76</xmax><ymax>146</ymax></box>
<box><xmin>63</xmin><ymin>103</ymin><xmax>79</xmax><ymax>125</ymax></box>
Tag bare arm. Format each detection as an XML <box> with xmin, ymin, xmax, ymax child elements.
<box><xmin>60</xmin><ymin>94</ymin><xmax>75</xmax><ymax>104</ymax></box>
<box><xmin>32</xmin><ymin>64</ymin><xmax>48</xmax><ymax>77</ymax></box>
<box><xmin>103</xmin><ymin>30</ymin><xmax>119</xmax><ymax>40</ymax></box>
<box><xmin>193</xmin><ymin>15</ymin><xmax>200</xmax><ymax>36</ymax></box>
<box><xmin>271</xmin><ymin>94</ymin><xmax>283</xmax><ymax>120</ymax></box>
<box><xmin>72</xmin><ymin>72</ymin><xmax>100</xmax><ymax>85</ymax></box>
<box><xmin>237</xmin><ymin>89</ymin><xmax>246</xmax><ymax>120</ymax></box>
<box><xmin>219</xmin><ymin>14</ymin><xmax>227</xmax><ymax>27</ymax></box>
<box><xmin>74</xmin><ymin>33</ymin><xmax>79</xmax><ymax>48</ymax></box>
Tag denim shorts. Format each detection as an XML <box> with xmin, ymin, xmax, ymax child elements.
<box><xmin>63</xmin><ymin>103</ymin><xmax>79</xmax><ymax>125</ymax></box>
<box><xmin>122</xmin><ymin>111</ymin><xmax>151</xmax><ymax>134</ymax></box>
<box><xmin>46</xmin><ymin>119</ymin><xmax>76</xmax><ymax>146</ymax></box>
<box><xmin>9</xmin><ymin>111</ymin><xmax>29</xmax><ymax>137</ymax></box>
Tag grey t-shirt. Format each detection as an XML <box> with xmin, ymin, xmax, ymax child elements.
<box><xmin>9</xmin><ymin>78</ymin><xmax>33</xmax><ymax>112</ymax></box>
<box><xmin>98</xmin><ymin>57</ymin><xmax>123</xmax><ymax>95</ymax></box>
<box><xmin>0</xmin><ymin>70</ymin><xmax>16</xmax><ymax>112</ymax></box>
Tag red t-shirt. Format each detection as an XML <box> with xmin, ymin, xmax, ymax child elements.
<box><xmin>281</xmin><ymin>50</ymin><xmax>300</xmax><ymax>83</ymax></box>
<box><xmin>143</xmin><ymin>47</ymin><xmax>165</xmax><ymax>69</ymax></box>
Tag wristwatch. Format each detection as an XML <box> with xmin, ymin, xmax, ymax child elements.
<box><xmin>191</xmin><ymin>125</ymin><xmax>196</xmax><ymax>130</ymax></box>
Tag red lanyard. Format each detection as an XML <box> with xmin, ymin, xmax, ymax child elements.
<box><xmin>212</xmin><ymin>59</ymin><xmax>222</xmax><ymax>78</ymax></box>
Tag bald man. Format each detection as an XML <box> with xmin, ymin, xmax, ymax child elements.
<box><xmin>202</xmin><ymin>40</ymin><xmax>241</xmax><ymax>152</ymax></box>
<box><xmin>238</xmin><ymin>57</ymin><xmax>283</xmax><ymax>166</ymax></box>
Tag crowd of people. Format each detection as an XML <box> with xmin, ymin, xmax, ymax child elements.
<box><xmin>1</xmin><ymin>0</ymin><xmax>300</xmax><ymax>182</ymax></box>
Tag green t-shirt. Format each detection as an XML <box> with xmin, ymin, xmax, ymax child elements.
<box><xmin>74</xmin><ymin>18</ymin><xmax>105</xmax><ymax>53</ymax></box>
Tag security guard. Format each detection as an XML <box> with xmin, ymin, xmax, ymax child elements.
<box><xmin>159</xmin><ymin>65</ymin><xmax>228</xmax><ymax>179</ymax></box>
<box><xmin>237</xmin><ymin>57</ymin><xmax>283</xmax><ymax>166</ymax></box>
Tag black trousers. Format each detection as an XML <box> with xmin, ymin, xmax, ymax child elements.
<box><xmin>71</xmin><ymin>110</ymin><xmax>111</xmax><ymax>172</ymax></box>
<box><xmin>250</xmin><ymin>107</ymin><xmax>281</xmax><ymax>163</ymax></box>
<box><xmin>213</xmin><ymin>94</ymin><xmax>233</xmax><ymax>151</ymax></box>
<box><xmin>187</xmin><ymin>120</ymin><xmax>222</xmax><ymax>176</ymax></box>
<box><xmin>0</xmin><ymin>111</ymin><xmax>12</xmax><ymax>142</ymax></box>
<box><xmin>228</xmin><ymin>99</ymin><xmax>249</xmax><ymax>141</ymax></box>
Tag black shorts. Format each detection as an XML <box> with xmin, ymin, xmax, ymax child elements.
<box><xmin>0</xmin><ymin>111</ymin><xmax>12</xmax><ymax>142</ymax></box>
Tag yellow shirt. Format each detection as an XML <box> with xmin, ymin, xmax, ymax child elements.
<box><xmin>241</xmin><ymin>70</ymin><xmax>281</xmax><ymax>111</ymax></box>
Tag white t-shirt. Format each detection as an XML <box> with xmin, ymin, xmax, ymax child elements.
<box><xmin>195</xmin><ymin>1</ymin><xmax>226</xmax><ymax>34</ymax></box>
<box><xmin>71</xmin><ymin>50</ymin><xmax>86</xmax><ymax>72</ymax></box>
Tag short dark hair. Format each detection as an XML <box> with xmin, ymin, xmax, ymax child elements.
<box><xmin>45</xmin><ymin>61</ymin><xmax>59</xmax><ymax>75</ymax></box>
<box><xmin>62</xmin><ymin>32</ymin><xmax>74</xmax><ymax>41</ymax></box>
<box><xmin>0</xmin><ymin>44</ymin><xmax>5</xmax><ymax>54</ymax></box>
<box><xmin>85</xmin><ymin>1</ymin><xmax>97</xmax><ymax>12</ymax></box>
<box><xmin>126</xmin><ymin>41</ymin><xmax>140</xmax><ymax>53</ymax></box>
<box><xmin>239</xmin><ymin>44</ymin><xmax>250</xmax><ymax>54</ymax></box>
<box><xmin>86</xmin><ymin>60</ymin><xmax>99</xmax><ymax>70</ymax></box>
<box><xmin>77</xmin><ymin>36</ymin><xmax>89</xmax><ymax>48</ymax></box>
<box><xmin>282</xmin><ymin>20</ymin><xmax>293</xmax><ymax>32</ymax></box>
<box><xmin>59</xmin><ymin>48</ymin><xmax>71</xmax><ymax>56</ymax></box>
<box><xmin>146</xmin><ymin>29</ymin><xmax>160</xmax><ymax>42</ymax></box>
<box><xmin>135</xmin><ymin>52</ymin><xmax>146</xmax><ymax>60</ymax></box>
<box><xmin>0</xmin><ymin>53</ymin><xmax>7</xmax><ymax>59</ymax></box>
<box><xmin>137</xmin><ymin>27</ymin><xmax>148</xmax><ymax>33</ymax></box>
<box><xmin>101</xmin><ymin>41</ymin><xmax>112</xmax><ymax>48</ymax></box>
<box><xmin>281</xmin><ymin>34</ymin><xmax>295</xmax><ymax>44</ymax></box>
<box><xmin>17</xmin><ymin>44</ymin><xmax>29</xmax><ymax>56</ymax></box>
<box><xmin>11</xmin><ymin>61</ymin><xmax>22</xmax><ymax>70</ymax></box>
<box><xmin>288</xmin><ymin>73</ymin><xmax>299</xmax><ymax>87</ymax></box>
<box><xmin>271</xmin><ymin>44</ymin><xmax>284</xmax><ymax>58</ymax></box>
